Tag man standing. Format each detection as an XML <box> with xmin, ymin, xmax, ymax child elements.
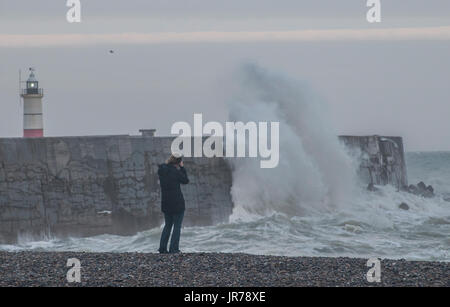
<box><xmin>157</xmin><ymin>153</ymin><xmax>189</xmax><ymax>254</ymax></box>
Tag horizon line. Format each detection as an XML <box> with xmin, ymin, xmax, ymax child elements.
<box><xmin>1</xmin><ymin>26</ymin><xmax>450</xmax><ymax>47</ymax></box>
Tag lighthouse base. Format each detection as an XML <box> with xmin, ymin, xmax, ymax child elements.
<box><xmin>24</xmin><ymin>129</ymin><xmax>43</xmax><ymax>138</ymax></box>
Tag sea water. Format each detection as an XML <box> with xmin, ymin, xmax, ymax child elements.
<box><xmin>1</xmin><ymin>152</ymin><xmax>449</xmax><ymax>261</ymax></box>
<box><xmin>1</xmin><ymin>65</ymin><xmax>449</xmax><ymax>261</ymax></box>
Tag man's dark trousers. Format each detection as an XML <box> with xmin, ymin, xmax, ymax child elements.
<box><xmin>159</xmin><ymin>211</ymin><xmax>184</xmax><ymax>253</ymax></box>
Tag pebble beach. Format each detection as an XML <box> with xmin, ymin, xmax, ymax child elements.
<box><xmin>0</xmin><ymin>252</ymin><xmax>448</xmax><ymax>287</ymax></box>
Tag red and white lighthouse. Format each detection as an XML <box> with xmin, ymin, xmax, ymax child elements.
<box><xmin>20</xmin><ymin>68</ymin><xmax>44</xmax><ymax>138</ymax></box>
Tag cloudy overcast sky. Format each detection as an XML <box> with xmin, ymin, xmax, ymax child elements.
<box><xmin>0</xmin><ymin>0</ymin><xmax>449</xmax><ymax>151</ymax></box>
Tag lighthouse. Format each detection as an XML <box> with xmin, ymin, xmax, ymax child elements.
<box><xmin>20</xmin><ymin>68</ymin><xmax>44</xmax><ymax>138</ymax></box>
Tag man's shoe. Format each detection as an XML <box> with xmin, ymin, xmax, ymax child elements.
<box><xmin>169</xmin><ymin>250</ymin><xmax>181</xmax><ymax>254</ymax></box>
<box><xmin>158</xmin><ymin>249</ymin><xmax>169</xmax><ymax>254</ymax></box>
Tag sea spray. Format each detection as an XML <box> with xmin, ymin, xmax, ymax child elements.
<box><xmin>1</xmin><ymin>65</ymin><xmax>448</xmax><ymax>261</ymax></box>
<box><xmin>0</xmin><ymin>151</ymin><xmax>449</xmax><ymax>261</ymax></box>
<box><xmin>226</xmin><ymin>64</ymin><xmax>357</xmax><ymax>217</ymax></box>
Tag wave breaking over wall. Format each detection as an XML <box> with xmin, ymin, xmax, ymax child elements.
<box><xmin>226</xmin><ymin>64</ymin><xmax>357</xmax><ymax>218</ymax></box>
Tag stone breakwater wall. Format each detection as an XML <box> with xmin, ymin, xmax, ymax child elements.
<box><xmin>0</xmin><ymin>135</ymin><xmax>407</xmax><ymax>243</ymax></box>
<box><xmin>0</xmin><ymin>136</ymin><xmax>232</xmax><ymax>243</ymax></box>
<box><xmin>339</xmin><ymin>135</ymin><xmax>408</xmax><ymax>188</ymax></box>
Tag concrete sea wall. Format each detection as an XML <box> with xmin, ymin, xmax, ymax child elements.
<box><xmin>0</xmin><ymin>135</ymin><xmax>232</xmax><ymax>243</ymax></box>
<box><xmin>339</xmin><ymin>135</ymin><xmax>408</xmax><ymax>188</ymax></box>
<box><xmin>0</xmin><ymin>134</ymin><xmax>407</xmax><ymax>243</ymax></box>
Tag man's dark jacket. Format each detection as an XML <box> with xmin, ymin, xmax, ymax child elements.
<box><xmin>158</xmin><ymin>164</ymin><xmax>189</xmax><ymax>214</ymax></box>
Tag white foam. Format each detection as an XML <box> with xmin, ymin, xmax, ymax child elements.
<box><xmin>226</xmin><ymin>63</ymin><xmax>357</xmax><ymax>217</ymax></box>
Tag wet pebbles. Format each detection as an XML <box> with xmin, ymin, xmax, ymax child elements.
<box><xmin>0</xmin><ymin>252</ymin><xmax>448</xmax><ymax>287</ymax></box>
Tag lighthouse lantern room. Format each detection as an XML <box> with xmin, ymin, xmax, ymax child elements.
<box><xmin>20</xmin><ymin>68</ymin><xmax>44</xmax><ymax>138</ymax></box>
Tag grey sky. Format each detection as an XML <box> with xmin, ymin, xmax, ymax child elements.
<box><xmin>0</xmin><ymin>0</ymin><xmax>449</xmax><ymax>151</ymax></box>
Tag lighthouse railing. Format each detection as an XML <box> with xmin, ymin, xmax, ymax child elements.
<box><xmin>21</xmin><ymin>88</ymin><xmax>44</xmax><ymax>95</ymax></box>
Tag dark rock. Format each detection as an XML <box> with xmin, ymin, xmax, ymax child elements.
<box><xmin>417</xmin><ymin>181</ymin><xmax>427</xmax><ymax>191</ymax></box>
<box><xmin>422</xmin><ymin>190</ymin><xmax>434</xmax><ymax>198</ymax></box>
<box><xmin>420</xmin><ymin>184</ymin><xmax>434</xmax><ymax>198</ymax></box>
<box><xmin>400</xmin><ymin>185</ymin><xmax>409</xmax><ymax>192</ymax></box>
<box><xmin>399</xmin><ymin>202</ymin><xmax>409</xmax><ymax>210</ymax></box>
<box><xmin>367</xmin><ymin>183</ymin><xmax>379</xmax><ymax>192</ymax></box>
<box><xmin>408</xmin><ymin>184</ymin><xmax>419</xmax><ymax>195</ymax></box>
<box><xmin>407</xmin><ymin>182</ymin><xmax>435</xmax><ymax>198</ymax></box>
